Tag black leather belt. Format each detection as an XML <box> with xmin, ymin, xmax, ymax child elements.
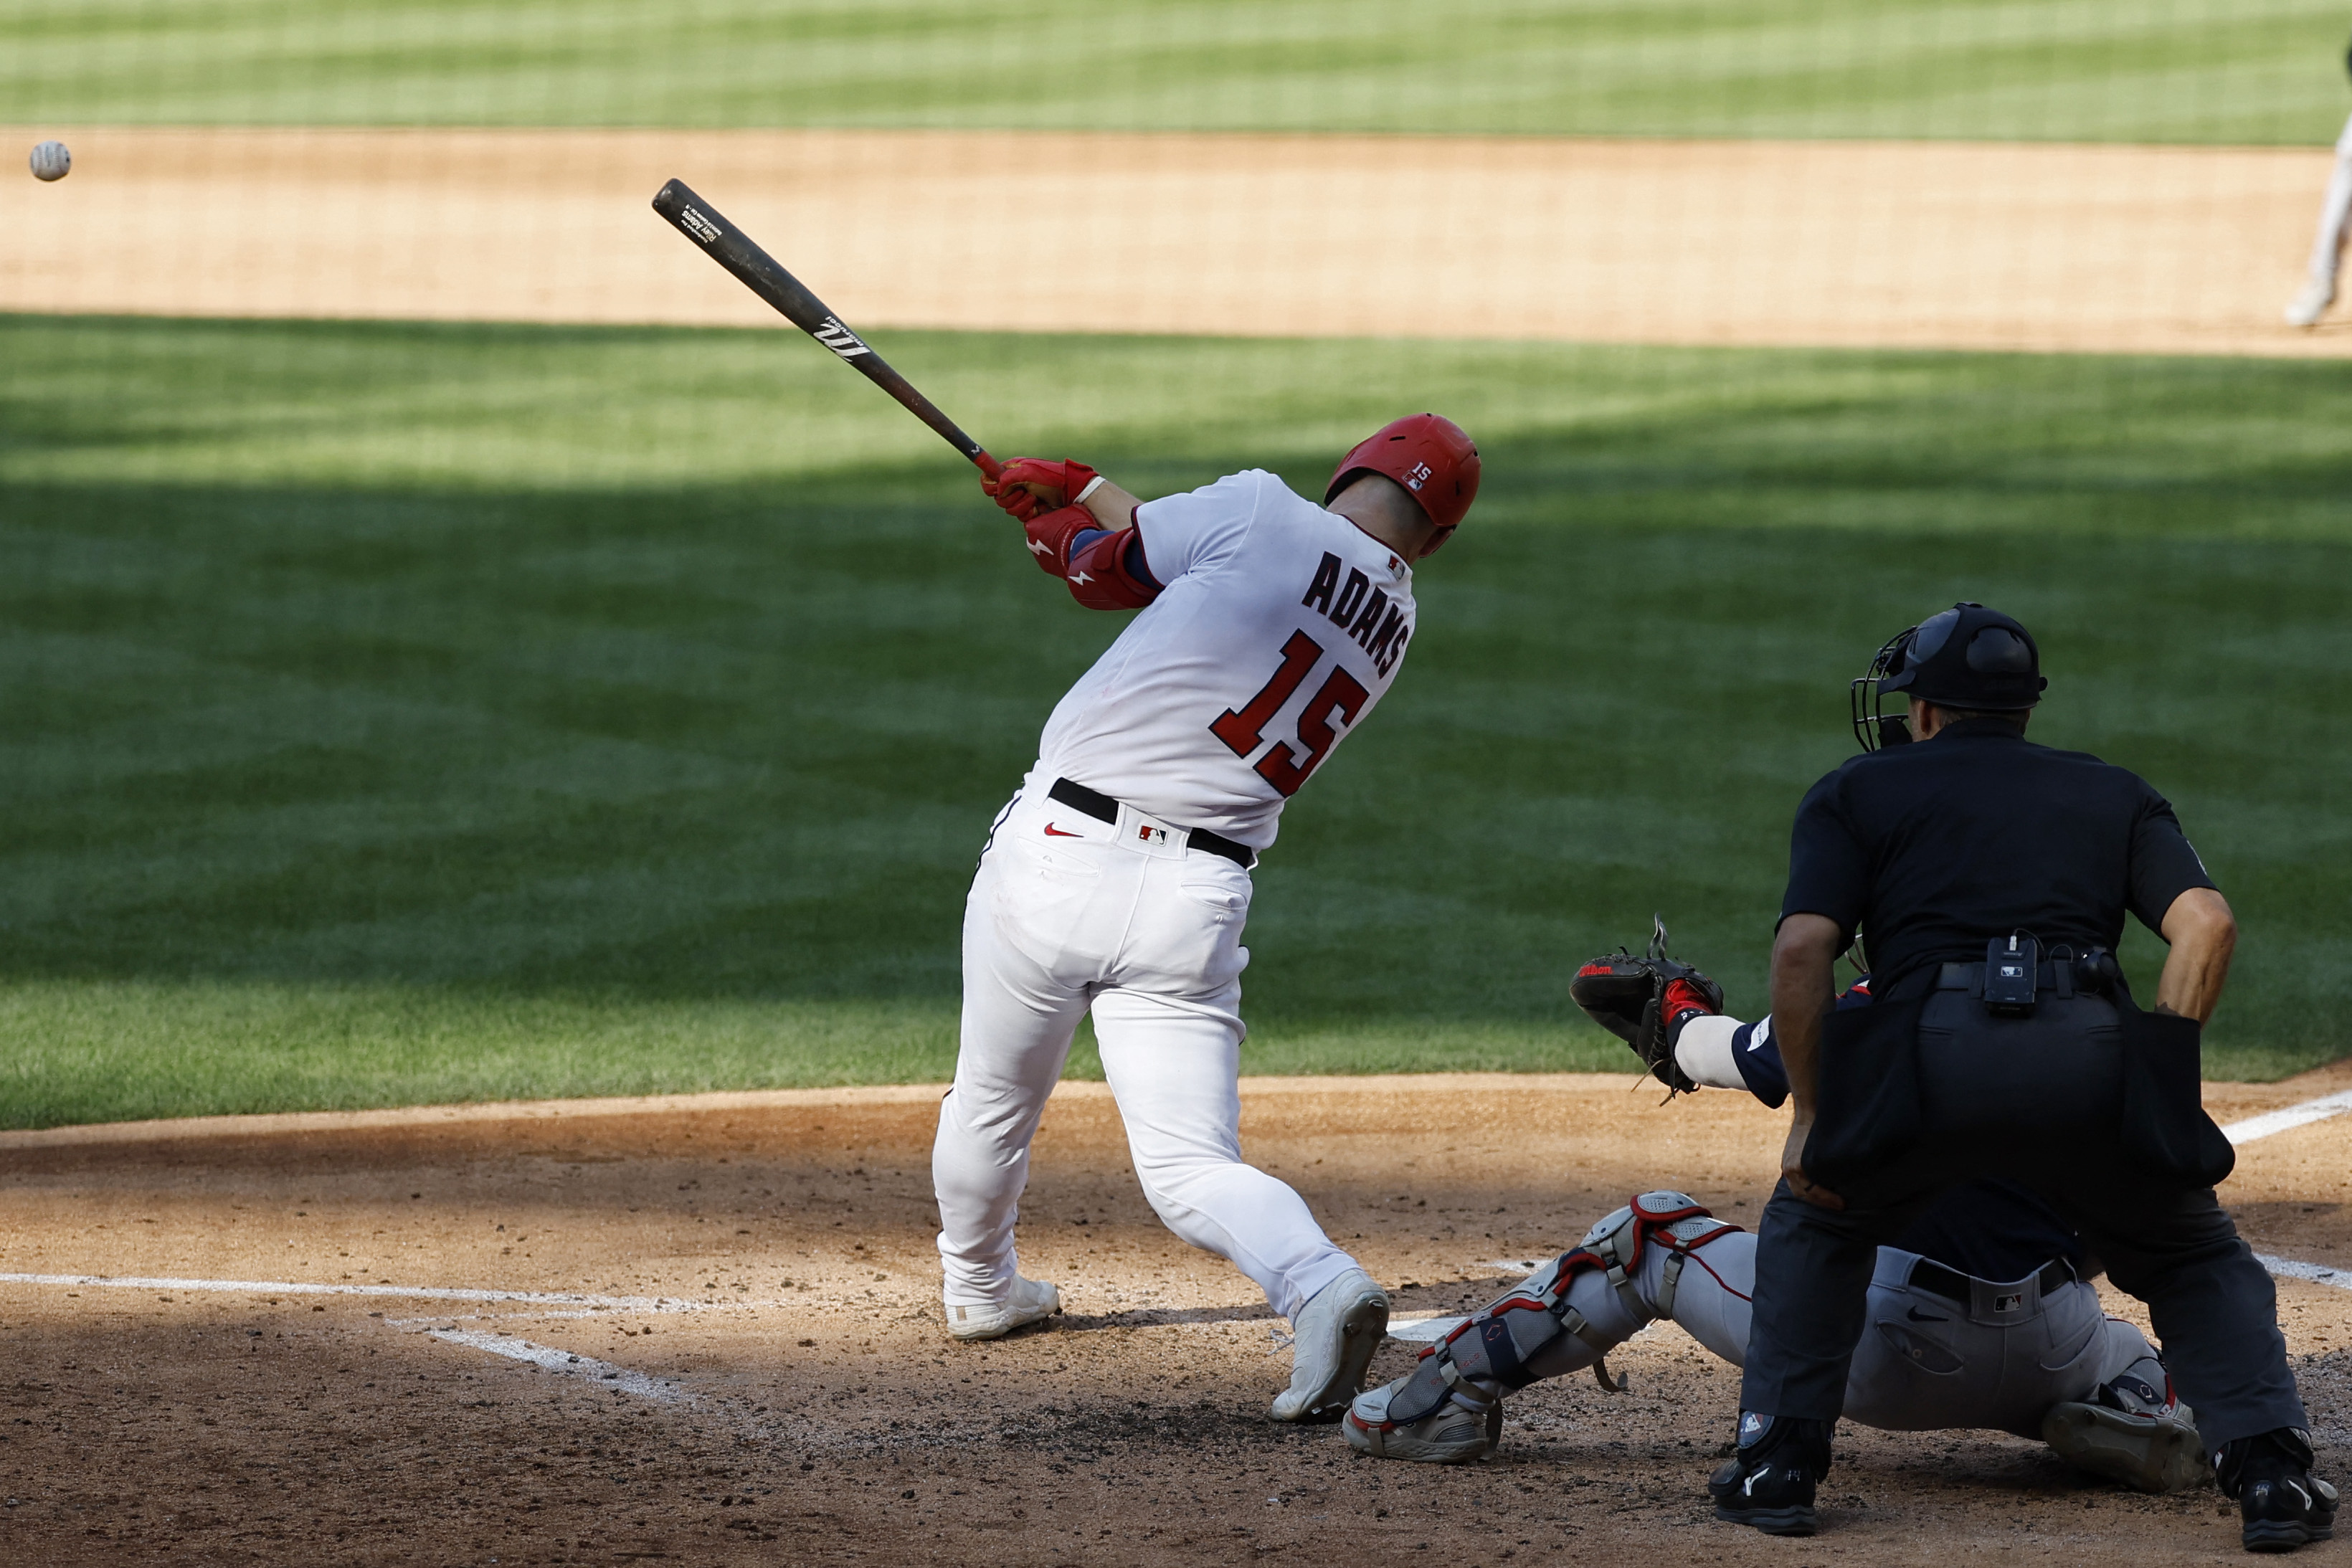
<box><xmin>1936</xmin><ymin>954</ymin><xmax>2119</xmax><ymax>1000</ymax></box>
<box><xmin>1906</xmin><ymin>1254</ymin><xmax>2073</xmax><ymax>1305</ymax></box>
<box><xmin>1048</xmin><ymin>778</ymin><xmax>1256</xmax><ymax>869</ymax></box>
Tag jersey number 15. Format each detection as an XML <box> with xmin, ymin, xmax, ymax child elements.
<box><xmin>1208</xmin><ymin>630</ymin><xmax>1367</xmax><ymax>798</ymax></box>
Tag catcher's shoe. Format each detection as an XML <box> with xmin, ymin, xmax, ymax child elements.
<box><xmin>943</xmin><ymin>1275</ymin><xmax>1061</xmax><ymax>1342</ymax></box>
<box><xmin>1710</xmin><ymin>1412</ymin><xmax>1832</xmax><ymax>1536</ymax></box>
<box><xmin>1343</xmin><ymin>1372</ymin><xmax>1502</xmax><ymax>1463</ymax></box>
<box><xmin>2219</xmin><ymin>1428</ymin><xmax>2337</xmax><ymax>1554</ymax></box>
<box><xmin>2040</xmin><ymin>1365</ymin><xmax>2206</xmax><ymax>1493</ymax></box>
<box><xmin>1271</xmin><ymin>1269</ymin><xmax>1390</xmax><ymax>1422</ymax></box>
<box><xmin>2285</xmin><ymin>275</ymin><xmax>2336</xmax><ymax>329</ymax></box>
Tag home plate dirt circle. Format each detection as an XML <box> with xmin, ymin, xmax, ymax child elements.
<box><xmin>1</xmin><ymin>1070</ymin><xmax>2346</xmax><ymax>1564</ymax></box>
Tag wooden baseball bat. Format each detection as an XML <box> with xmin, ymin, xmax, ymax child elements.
<box><xmin>651</xmin><ymin>178</ymin><xmax>1002</xmax><ymax>481</ymax></box>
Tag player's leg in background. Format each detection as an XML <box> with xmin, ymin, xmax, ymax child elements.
<box><xmin>2287</xmin><ymin>108</ymin><xmax>2352</xmax><ymax>327</ymax></box>
<box><xmin>931</xmin><ymin>802</ymin><xmax>1114</xmax><ymax>1316</ymax></box>
<box><xmin>1094</xmin><ymin>848</ymin><xmax>1387</xmax><ymax>1421</ymax></box>
<box><xmin>1089</xmin><ymin>846</ymin><xmax>1362</xmax><ymax>1319</ymax></box>
<box><xmin>1089</xmin><ymin>983</ymin><xmax>1357</xmax><ymax>1320</ymax></box>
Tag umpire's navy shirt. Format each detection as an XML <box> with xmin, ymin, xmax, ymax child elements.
<box><xmin>1779</xmin><ymin>718</ymin><xmax>2215</xmax><ymax>994</ymax></box>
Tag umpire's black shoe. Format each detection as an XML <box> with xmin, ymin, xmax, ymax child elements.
<box><xmin>1709</xmin><ymin>1412</ymin><xmax>1833</xmax><ymax>1536</ymax></box>
<box><xmin>2218</xmin><ymin>1427</ymin><xmax>2338</xmax><ymax>1554</ymax></box>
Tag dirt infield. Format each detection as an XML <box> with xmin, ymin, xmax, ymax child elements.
<box><xmin>1</xmin><ymin>1068</ymin><xmax>2347</xmax><ymax>1565</ymax></box>
<box><xmin>2</xmin><ymin>127</ymin><xmax>2345</xmax><ymax>358</ymax></box>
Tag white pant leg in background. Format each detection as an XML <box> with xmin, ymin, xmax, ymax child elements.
<box><xmin>2305</xmin><ymin>110</ymin><xmax>2352</xmax><ymax>286</ymax></box>
<box><xmin>931</xmin><ymin>807</ymin><xmax>1095</xmax><ymax>1304</ymax></box>
<box><xmin>1095</xmin><ymin>987</ymin><xmax>1355</xmax><ymax>1320</ymax></box>
<box><xmin>932</xmin><ymin>784</ymin><xmax>1358</xmax><ymax>1318</ymax></box>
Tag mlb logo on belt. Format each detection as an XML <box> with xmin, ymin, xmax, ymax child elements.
<box><xmin>1994</xmin><ymin>1291</ymin><xmax>2024</xmax><ymax>1313</ymax></box>
<box><xmin>1137</xmin><ymin>824</ymin><xmax>1169</xmax><ymax>845</ymax></box>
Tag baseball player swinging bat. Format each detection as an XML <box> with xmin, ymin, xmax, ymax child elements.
<box><xmin>650</xmin><ymin>178</ymin><xmax>1002</xmax><ymax>480</ymax></box>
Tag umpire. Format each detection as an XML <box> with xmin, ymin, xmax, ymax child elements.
<box><xmin>1712</xmin><ymin>603</ymin><xmax>2336</xmax><ymax>1552</ymax></box>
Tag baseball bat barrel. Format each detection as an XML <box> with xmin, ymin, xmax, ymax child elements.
<box><xmin>650</xmin><ymin>179</ymin><xmax>1001</xmax><ymax>480</ymax></box>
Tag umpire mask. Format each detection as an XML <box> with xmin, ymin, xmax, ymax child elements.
<box><xmin>1850</xmin><ymin>602</ymin><xmax>2048</xmax><ymax>751</ymax></box>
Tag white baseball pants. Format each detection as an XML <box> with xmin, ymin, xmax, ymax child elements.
<box><xmin>931</xmin><ymin>783</ymin><xmax>1360</xmax><ymax>1321</ymax></box>
<box><xmin>2304</xmin><ymin>108</ymin><xmax>2352</xmax><ymax>287</ymax></box>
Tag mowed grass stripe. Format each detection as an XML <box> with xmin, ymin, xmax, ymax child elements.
<box><xmin>1</xmin><ymin>314</ymin><xmax>2348</xmax><ymax>1128</ymax></box>
<box><xmin>4</xmin><ymin>0</ymin><xmax>2347</xmax><ymax>144</ymax></box>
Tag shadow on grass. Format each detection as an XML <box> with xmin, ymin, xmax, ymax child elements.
<box><xmin>6</xmin><ymin>324</ymin><xmax>2351</xmax><ymax>1122</ymax></box>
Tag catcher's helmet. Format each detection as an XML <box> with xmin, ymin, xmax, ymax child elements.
<box><xmin>1851</xmin><ymin>602</ymin><xmax>2047</xmax><ymax>751</ymax></box>
<box><xmin>1326</xmin><ymin>413</ymin><xmax>1480</xmax><ymax>547</ymax></box>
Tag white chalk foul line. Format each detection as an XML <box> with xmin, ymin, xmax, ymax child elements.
<box><xmin>1388</xmin><ymin>1313</ymin><xmax>1465</xmax><ymax>1344</ymax></box>
<box><xmin>2222</xmin><ymin>1089</ymin><xmax>2352</xmax><ymax>1146</ymax></box>
<box><xmin>425</xmin><ymin>1328</ymin><xmax>683</xmax><ymax>1400</ymax></box>
<box><xmin>0</xmin><ymin>1272</ymin><xmax>753</xmax><ymax>1313</ymax></box>
<box><xmin>2257</xmin><ymin>1253</ymin><xmax>2352</xmax><ymax>1292</ymax></box>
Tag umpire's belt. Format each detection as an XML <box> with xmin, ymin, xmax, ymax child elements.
<box><xmin>1905</xmin><ymin>1254</ymin><xmax>2075</xmax><ymax>1324</ymax></box>
<box><xmin>1048</xmin><ymin>778</ymin><xmax>1256</xmax><ymax>870</ymax></box>
<box><xmin>1936</xmin><ymin>956</ymin><xmax>2115</xmax><ymax>1001</ymax></box>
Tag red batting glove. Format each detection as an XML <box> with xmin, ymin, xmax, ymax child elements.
<box><xmin>982</xmin><ymin>470</ymin><xmax>1040</xmax><ymax>521</ymax></box>
<box><xmin>987</xmin><ymin>457</ymin><xmax>1099</xmax><ymax>521</ymax></box>
<box><xmin>1023</xmin><ymin>504</ymin><xmax>1097</xmax><ymax>576</ymax></box>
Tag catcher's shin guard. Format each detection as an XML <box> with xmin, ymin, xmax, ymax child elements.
<box><xmin>1373</xmin><ymin>1192</ymin><xmax>1740</xmax><ymax>1429</ymax></box>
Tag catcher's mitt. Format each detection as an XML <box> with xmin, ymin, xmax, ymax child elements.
<box><xmin>1570</xmin><ymin>917</ymin><xmax>1725</xmax><ymax>1096</ymax></box>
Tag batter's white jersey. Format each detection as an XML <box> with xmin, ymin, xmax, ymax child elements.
<box><xmin>1033</xmin><ymin>469</ymin><xmax>1417</xmax><ymax>850</ymax></box>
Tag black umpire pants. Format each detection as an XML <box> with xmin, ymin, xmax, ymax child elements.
<box><xmin>1740</xmin><ymin>989</ymin><xmax>2306</xmax><ymax>1451</ymax></box>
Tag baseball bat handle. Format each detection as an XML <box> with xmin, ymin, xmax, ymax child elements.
<box><xmin>651</xmin><ymin>179</ymin><xmax>1001</xmax><ymax>480</ymax></box>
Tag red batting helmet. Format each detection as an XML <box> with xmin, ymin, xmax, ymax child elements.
<box><xmin>1325</xmin><ymin>414</ymin><xmax>1481</xmax><ymax>544</ymax></box>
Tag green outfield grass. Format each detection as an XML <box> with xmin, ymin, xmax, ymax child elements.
<box><xmin>6</xmin><ymin>0</ymin><xmax>2349</xmax><ymax>146</ymax></box>
<box><xmin>3</xmin><ymin>313</ymin><xmax>2349</xmax><ymax>1126</ymax></box>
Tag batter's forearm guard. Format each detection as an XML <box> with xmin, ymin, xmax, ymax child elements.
<box><xmin>1064</xmin><ymin>526</ymin><xmax>1160</xmax><ymax>612</ymax></box>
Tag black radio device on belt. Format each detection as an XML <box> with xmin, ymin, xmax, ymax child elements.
<box><xmin>1984</xmin><ymin>933</ymin><xmax>2039</xmax><ymax>1015</ymax></box>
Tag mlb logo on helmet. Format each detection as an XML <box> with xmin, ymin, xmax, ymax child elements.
<box><xmin>1403</xmin><ymin>461</ymin><xmax>1432</xmax><ymax>491</ymax></box>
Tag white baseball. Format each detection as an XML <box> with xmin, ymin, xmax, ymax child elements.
<box><xmin>30</xmin><ymin>141</ymin><xmax>71</xmax><ymax>181</ymax></box>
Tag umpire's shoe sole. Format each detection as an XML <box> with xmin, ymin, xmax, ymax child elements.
<box><xmin>2243</xmin><ymin>1520</ymin><xmax>2332</xmax><ymax>1554</ymax></box>
<box><xmin>1712</xmin><ymin>1503</ymin><xmax>1818</xmax><ymax>1536</ymax></box>
<box><xmin>2241</xmin><ymin>1471</ymin><xmax>2337</xmax><ymax>1554</ymax></box>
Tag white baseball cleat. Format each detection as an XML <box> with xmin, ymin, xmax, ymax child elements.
<box><xmin>2041</xmin><ymin>1375</ymin><xmax>2207</xmax><ymax>1494</ymax></box>
<box><xmin>1269</xmin><ymin>1268</ymin><xmax>1390</xmax><ymax>1422</ymax></box>
<box><xmin>943</xmin><ymin>1275</ymin><xmax>1062</xmax><ymax>1341</ymax></box>
<box><xmin>2285</xmin><ymin>275</ymin><xmax>2336</xmax><ymax>329</ymax></box>
<box><xmin>1342</xmin><ymin>1372</ymin><xmax>1502</xmax><ymax>1463</ymax></box>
